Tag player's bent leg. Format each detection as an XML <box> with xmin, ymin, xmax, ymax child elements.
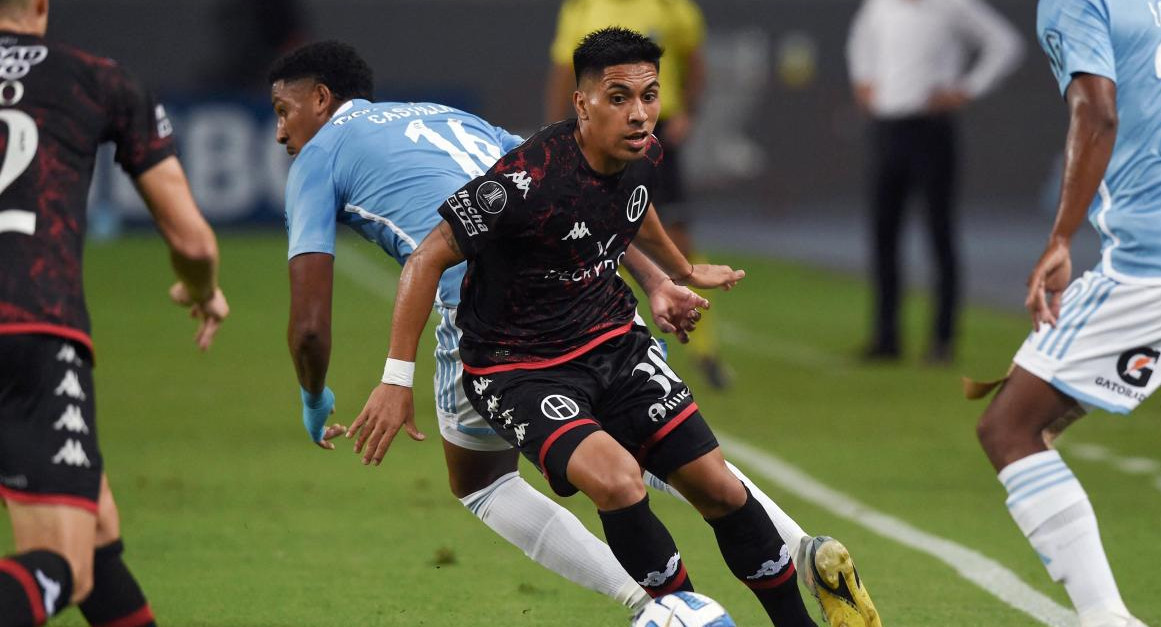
<box><xmin>445</xmin><ymin>439</ymin><xmax>648</xmax><ymax>610</ymax></box>
<box><xmin>978</xmin><ymin>367</ymin><xmax>1134</xmax><ymax>624</ymax></box>
<box><xmin>78</xmin><ymin>475</ymin><xmax>156</xmax><ymax>627</ymax></box>
<box><xmin>566</xmin><ymin>432</ymin><xmax>693</xmax><ymax>600</ymax></box>
<box><xmin>1</xmin><ymin>501</ymin><xmax>94</xmax><ymax>625</ymax></box>
<box><xmin>665</xmin><ymin>449</ymin><xmax>815</xmax><ymax>626</ymax></box>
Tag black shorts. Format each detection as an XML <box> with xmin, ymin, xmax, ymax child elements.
<box><xmin>0</xmin><ymin>334</ymin><xmax>102</xmax><ymax>513</ymax></box>
<box><xmin>462</xmin><ymin>325</ymin><xmax>717</xmax><ymax>496</ymax></box>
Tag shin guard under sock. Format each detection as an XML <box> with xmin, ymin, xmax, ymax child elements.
<box><xmin>709</xmin><ymin>490</ymin><xmax>815</xmax><ymax>626</ymax></box>
<box><xmin>79</xmin><ymin>540</ymin><xmax>155</xmax><ymax>627</ymax></box>
<box><xmin>0</xmin><ymin>550</ymin><xmax>74</xmax><ymax>627</ymax></box>
<box><xmin>599</xmin><ymin>495</ymin><xmax>693</xmax><ymax>598</ymax></box>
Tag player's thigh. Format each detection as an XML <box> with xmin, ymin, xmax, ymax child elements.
<box><xmin>1012</xmin><ymin>272</ymin><xmax>1161</xmax><ymax>416</ymax></box>
<box><xmin>7</xmin><ymin>501</ymin><xmax>97</xmax><ymax>601</ymax></box>
<box><xmin>441</xmin><ymin>439</ymin><xmax>519</xmax><ymax>499</ymax></box>
<box><xmin>462</xmin><ymin>368</ymin><xmax>602</xmax><ymax>497</ymax></box>
<box><xmin>564</xmin><ymin>430</ymin><xmax>646</xmax><ymax>511</ymax></box>
<box><xmin>94</xmin><ymin>474</ymin><xmax>121</xmax><ymax>546</ymax></box>
<box><xmin>664</xmin><ymin>448</ymin><xmax>748</xmax><ymax>519</ymax></box>
<box><xmin>599</xmin><ymin>329</ymin><xmax>718</xmax><ymax>483</ymax></box>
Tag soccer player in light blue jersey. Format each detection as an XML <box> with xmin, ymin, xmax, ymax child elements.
<box><xmin>976</xmin><ymin>1</ymin><xmax>1161</xmax><ymax>625</ymax></box>
<box><xmin>268</xmin><ymin>40</ymin><xmax>839</xmax><ymax>618</ymax></box>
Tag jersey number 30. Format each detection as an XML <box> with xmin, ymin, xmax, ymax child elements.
<box><xmin>0</xmin><ymin>109</ymin><xmax>39</xmax><ymax>235</ymax></box>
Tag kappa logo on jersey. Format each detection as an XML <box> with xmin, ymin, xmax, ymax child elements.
<box><xmin>35</xmin><ymin>570</ymin><xmax>62</xmax><ymax>616</ymax></box>
<box><xmin>55</xmin><ymin>343</ymin><xmax>82</xmax><ymax>366</ymax></box>
<box><xmin>1117</xmin><ymin>346</ymin><xmax>1159</xmax><ymax>387</ymax></box>
<box><xmin>53</xmin><ymin>370</ymin><xmax>86</xmax><ymax>400</ymax></box>
<box><xmin>155</xmin><ymin>104</ymin><xmax>173</xmax><ymax>139</ymax></box>
<box><xmin>540</xmin><ymin>394</ymin><xmax>580</xmax><ymax>421</ymax></box>
<box><xmin>639</xmin><ymin>552</ymin><xmax>681</xmax><ymax>588</ymax></box>
<box><xmin>486</xmin><ymin>394</ymin><xmax>501</xmax><ymax>414</ymax></box>
<box><xmin>447</xmin><ymin>190</ymin><xmax>489</xmax><ymax>237</ymax></box>
<box><xmin>626</xmin><ymin>185</ymin><xmax>648</xmax><ymax>222</ymax></box>
<box><xmin>0</xmin><ymin>45</ymin><xmax>46</xmax><ymax>80</ymax></box>
<box><xmin>561</xmin><ymin>222</ymin><xmax>591</xmax><ymax>241</ymax></box>
<box><xmin>503</xmin><ymin>171</ymin><xmax>532</xmax><ymax>199</ymax></box>
<box><xmin>53</xmin><ymin>405</ymin><xmax>88</xmax><ymax>434</ymax></box>
<box><xmin>475</xmin><ymin>180</ymin><xmax>508</xmax><ymax>215</ymax></box>
<box><xmin>746</xmin><ymin>545</ymin><xmax>791</xmax><ymax>580</ymax></box>
<box><xmin>51</xmin><ymin>439</ymin><xmax>91</xmax><ymax>467</ymax></box>
<box><xmin>472</xmin><ymin>377</ymin><xmax>492</xmax><ymax>395</ymax></box>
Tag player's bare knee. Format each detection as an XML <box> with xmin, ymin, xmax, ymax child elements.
<box><xmin>581</xmin><ymin>469</ymin><xmax>647</xmax><ymax>511</ymax></box>
<box><xmin>684</xmin><ymin>474</ymin><xmax>747</xmax><ymax>519</ymax></box>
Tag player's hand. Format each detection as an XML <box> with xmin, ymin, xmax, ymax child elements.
<box><xmin>681</xmin><ymin>264</ymin><xmax>745</xmax><ymax>291</ymax></box>
<box><xmin>301</xmin><ymin>386</ymin><xmax>344</xmax><ymax>449</ymax></box>
<box><xmin>648</xmin><ymin>280</ymin><xmax>710</xmax><ymax>344</ymax></box>
<box><xmin>1025</xmin><ymin>238</ymin><xmax>1072</xmax><ymax>332</ymax></box>
<box><xmin>346</xmin><ymin>383</ymin><xmax>426</xmax><ymax>466</ymax></box>
<box><xmin>169</xmin><ymin>282</ymin><xmax>230</xmax><ymax>351</ymax></box>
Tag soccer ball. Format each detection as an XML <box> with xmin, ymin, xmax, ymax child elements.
<box><xmin>631</xmin><ymin>591</ymin><xmax>736</xmax><ymax>627</ymax></box>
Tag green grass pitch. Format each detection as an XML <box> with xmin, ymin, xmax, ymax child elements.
<box><xmin>3</xmin><ymin>232</ymin><xmax>1159</xmax><ymax>626</ymax></box>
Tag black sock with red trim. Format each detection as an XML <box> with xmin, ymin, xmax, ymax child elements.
<box><xmin>0</xmin><ymin>550</ymin><xmax>74</xmax><ymax>627</ymax></box>
<box><xmin>79</xmin><ymin>540</ymin><xmax>156</xmax><ymax>627</ymax></box>
<box><xmin>708</xmin><ymin>489</ymin><xmax>815</xmax><ymax>626</ymax></box>
<box><xmin>598</xmin><ymin>494</ymin><xmax>693</xmax><ymax>598</ymax></box>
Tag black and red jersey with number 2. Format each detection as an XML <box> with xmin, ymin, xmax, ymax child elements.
<box><xmin>437</xmin><ymin>119</ymin><xmax>663</xmax><ymax>374</ymax></box>
<box><xmin>0</xmin><ymin>32</ymin><xmax>176</xmax><ymax>352</ymax></box>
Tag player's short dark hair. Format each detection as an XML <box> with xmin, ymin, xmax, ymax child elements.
<box><xmin>572</xmin><ymin>27</ymin><xmax>663</xmax><ymax>86</ymax></box>
<box><xmin>268</xmin><ymin>40</ymin><xmax>374</xmax><ymax>102</ymax></box>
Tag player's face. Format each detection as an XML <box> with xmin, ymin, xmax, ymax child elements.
<box><xmin>271</xmin><ymin>78</ymin><xmax>331</xmax><ymax>156</ymax></box>
<box><xmin>575</xmin><ymin>62</ymin><xmax>660</xmax><ymax>173</ymax></box>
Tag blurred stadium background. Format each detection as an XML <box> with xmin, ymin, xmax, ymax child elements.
<box><xmin>6</xmin><ymin>1</ymin><xmax>1155</xmax><ymax>625</ymax></box>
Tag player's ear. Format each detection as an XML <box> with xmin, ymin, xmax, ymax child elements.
<box><xmin>313</xmin><ymin>82</ymin><xmax>334</xmax><ymax>115</ymax></box>
<box><xmin>573</xmin><ymin>90</ymin><xmax>588</xmax><ymax>121</ymax></box>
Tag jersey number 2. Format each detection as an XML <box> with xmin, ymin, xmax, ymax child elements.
<box><xmin>404</xmin><ymin>118</ymin><xmax>502</xmax><ymax>177</ymax></box>
<box><xmin>0</xmin><ymin>109</ymin><xmax>39</xmax><ymax>235</ymax></box>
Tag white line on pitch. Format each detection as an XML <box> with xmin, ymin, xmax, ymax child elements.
<box><xmin>717</xmin><ymin>434</ymin><xmax>1078</xmax><ymax>627</ymax></box>
<box><xmin>335</xmin><ymin>239</ymin><xmax>399</xmax><ymax>299</ymax></box>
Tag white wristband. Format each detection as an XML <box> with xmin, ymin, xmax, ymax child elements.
<box><xmin>381</xmin><ymin>358</ymin><xmax>415</xmax><ymax>387</ymax></box>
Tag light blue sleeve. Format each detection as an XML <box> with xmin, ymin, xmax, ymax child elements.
<box><xmin>497</xmin><ymin>127</ymin><xmax>525</xmax><ymax>153</ymax></box>
<box><xmin>285</xmin><ymin>144</ymin><xmax>340</xmax><ymax>259</ymax></box>
<box><xmin>1037</xmin><ymin>0</ymin><xmax>1115</xmax><ymax>96</ymax></box>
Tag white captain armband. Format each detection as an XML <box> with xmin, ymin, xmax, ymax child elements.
<box><xmin>381</xmin><ymin>358</ymin><xmax>415</xmax><ymax>388</ymax></box>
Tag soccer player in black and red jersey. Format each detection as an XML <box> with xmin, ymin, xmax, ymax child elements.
<box><xmin>0</xmin><ymin>1</ymin><xmax>229</xmax><ymax>625</ymax></box>
<box><xmin>347</xmin><ymin>27</ymin><xmax>818</xmax><ymax>625</ymax></box>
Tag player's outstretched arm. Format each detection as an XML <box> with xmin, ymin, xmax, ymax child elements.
<box><xmin>624</xmin><ymin>246</ymin><xmax>708</xmax><ymax>343</ymax></box>
<box><xmin>286</xmin><ymin>252</ymin><xmax>347</xmax><ymax>449</ymax></box>
<box><xmin>632</xmin><ymin>203</ymin><xmax>745</xmax><ymax>291</ymax></box>
<box><xmin>136</xmin><ymin>155</ymin><xmax>230</xmax><ymax>350</ymax></box>
<box><xmin>1026</xmin><ymin>74</ymin><xmax>1116</xmax><ymax>331</ymax></box>
<box><xmin>347</xmin><ymin>222</ymin><xmax>465</xmax><ymax>466</ymax></box>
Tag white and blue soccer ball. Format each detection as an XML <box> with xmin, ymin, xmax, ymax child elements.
<box><xmin>632</xmin><ymin>591</ymin><xmax>736</xmax><ymax>627</ymax></box>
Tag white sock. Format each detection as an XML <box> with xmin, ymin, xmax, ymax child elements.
<box><xmin>460</xmin><ymin>471</ymin><xmax>649</xmax><ymax>611</ymax></box>
<box><xmin>999</xmin><ymin>450</ymin><xmax>1129</xmax><ymax>620</ymax></box>
<box><xmin>643</xmin><ymin>463</ymin><xmax>810</xmax><ymax>558</ymax></box>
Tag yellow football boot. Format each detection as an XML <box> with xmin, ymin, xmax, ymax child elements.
<box><xmin>800</xmin><ymin>536</ymin><xmax>882</xmax><ymax>627</ymax></box>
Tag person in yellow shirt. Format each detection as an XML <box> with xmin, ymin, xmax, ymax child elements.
<box><xmin>545</xmin><ymin>0</ymin><xmax>732</xmax><ymax>390</ymax></box>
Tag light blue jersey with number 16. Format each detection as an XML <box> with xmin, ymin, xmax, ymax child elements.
<box><xmin>283</xmin><ymin>100</ymin><xmax>524</xmax><ymax>307</ymax></box>
<box><xmin>1038</xmin><ymin>0</ymin><xmax>1161</xmax><ymax>283</ymax></box>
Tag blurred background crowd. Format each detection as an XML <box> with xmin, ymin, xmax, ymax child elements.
<box><xmin>63</xmin><ymin>0</ymin><xmax>1081</xmax><ymax>359</ymax></box>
